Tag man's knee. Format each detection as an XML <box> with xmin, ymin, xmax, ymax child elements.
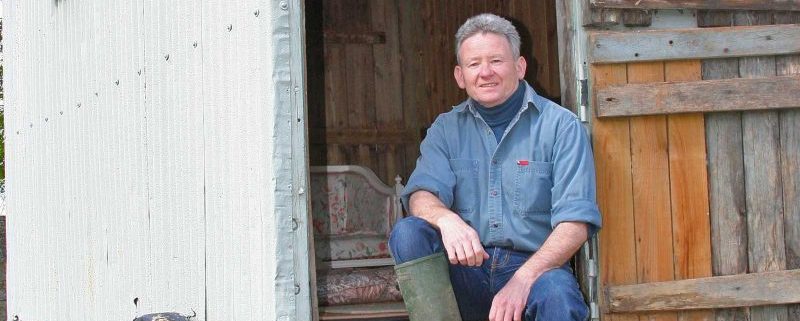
<box><xmin>389</xmin><ymin>216</ymin><xmax>440</xmax><ymax>264</ymax></box>
<box><xmin>525</xmin><ymin>268</ymin><xmax>588</xmax><ymax>321</ymax></box>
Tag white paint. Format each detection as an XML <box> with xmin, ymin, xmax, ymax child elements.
<box><xmin>4</xmin><ymin>0</ymin><xmax>310</xmax><ymax>320</ymax></box>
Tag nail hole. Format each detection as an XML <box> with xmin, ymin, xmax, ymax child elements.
<box><xmin>723</xmin><ymin>48</ymin><xmax>729</xmax><ymax>53</ymax></box>
<box><xmin>254</xmin><ymin>10</ymin><xmax>260</xmax><ymax>16</ymax></box>
<box><xmin>193</xmin><ymin>42</ymin><xmax>198</xmax><ymax>48</ymax></box>
<box><xmin>765</xmin><ymin>35</ymin><xmax>772</xmax><ymax>40</ymax></box>
<box><xmin>668</xmin><ymin>40</ymin><xmax>674</xmax><ymax>45</ymax></box>
<box><xmin>227</xmin><ymin>24</ymin><xmax>233</xmax><ymax>32</ymax></box>
<box><xmin>134</xmin><ymin>297</ymin><xmax>139</xmax><ymax>306</ymax></box>
<box><xmin>634</xmin><ymin>53</ymin><xmax>640</xmax><ymax>57</ymax></box>
<box><xmin>164</xmin><ymin>54</ymin><xmax>170</xmax><ymax>61</ymax></box>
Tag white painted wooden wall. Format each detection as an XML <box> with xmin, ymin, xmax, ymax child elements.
<box><xmin>3</xmin><ymin>1</ymin><xmax>311</xmax><ymax>320</ymax></box>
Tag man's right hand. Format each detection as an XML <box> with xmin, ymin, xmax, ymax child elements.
<box><xmin>436</xmin><ymin>213</ymin><xmax>490</xmax><ymax>266</ymax></box>
<box><xmin>409</xmin><ymin>190</ymin><xmax>490</xmax><ymax>267</ymax></box>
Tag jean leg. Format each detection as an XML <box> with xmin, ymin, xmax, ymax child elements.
<box><xmin>449</xmin><ymin>259</ymin><xmax>493</xmax><ymax>321</ymax></box>
<box><xmin>388</xmin><ymin>216</ymin><xmax>444</xmax><ymax>264</ymax></box>
<box><xmin>524</xmin><ymin>266</ymin><xmax>588</xmax><ymax>321</ymax></box>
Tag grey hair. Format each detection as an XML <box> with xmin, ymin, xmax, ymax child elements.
<box><xmin>455</xmin><ymin>13</ymin><xmax>521</xmax><ymax>64</ymax></box>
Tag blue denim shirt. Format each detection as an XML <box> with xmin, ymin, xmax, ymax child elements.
<box><xmin>401</xmin><ymin>82</ymin><xmax>602</xmax><ymax>252</ymax></box>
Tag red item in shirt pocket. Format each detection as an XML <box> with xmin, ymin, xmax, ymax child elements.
<box><xmin>517</xmin><ymin>160</ymin><xmax>529</xmax><ymax>166</ymax></box>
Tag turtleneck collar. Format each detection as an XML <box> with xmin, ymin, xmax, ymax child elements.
<box><xmin>474</xmin><ymin>80</ymin><xmax>526</xmax><ymax>142</ymax></box>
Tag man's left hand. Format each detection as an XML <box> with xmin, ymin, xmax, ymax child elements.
<box><xmin>488</xmin><ymin>272</ymin><xmax>536</xmax><ymax>321</ymax></box>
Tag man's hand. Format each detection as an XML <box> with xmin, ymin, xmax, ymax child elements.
<box><xmin>489</xmin><ymin>272</ymin><xmax>535</xmax><ymax>321</ymax></box>
<box><xmin>436</xmin><ymin>213</ymin><xmax>490</xmax><ymax>266</ymax></box>
<box><xmin>409</xmin><ymin>190</ymin><xmax>489</xmax><ymax>266</ymax></box>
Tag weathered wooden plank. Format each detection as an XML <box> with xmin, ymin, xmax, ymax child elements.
<box><xmin>309</xmin><ymin>129</ymin><xmax>414</xmax><ymax>145</ymax></box>
<box><xmin>588</xmin><ymin>24</ymin><xmax>800</xmax><ymax>64</ymax></box>
<box><xmin>345</xmin><ymin>44</ymin><xmax>376</xmax><ymax>129</ymax></box>
<box><xmin>397</xmin><ymin>0</ymin><xmax>424</xmax><ymax>189</ymax></box>
<box><xmin>775</xmin><ymin>11</ymin><xmax>800</xmax><ymax>321</ymax></box>
<box><xmin>664</xmin><ymin>60</ymin><xmax>714</xmax><ymax>321</ymax></box>
<box><xmin>323</xmin><ymin>31</ymin><xmax>386</xmax><ymax>44</ymax></box>
<box><xmin>628</xmin><ymin>61</ymin><xmax>678</xmax><ymax>321</ymax></box>
<box><xmin>591</xmin><ymin>0</ymin><xmax>800</xmax><ymax>11</ymax></box>
<box><xmin>555</xmin><ymin>0</ymin><xmax>580</xmax><ymax>111</ymax></box>
<box><xmin>595</xmin><ymin>75</ymin><xmax>800</xmax><ymax>117</ymax></box>
<box><xmin>606</xmin><ymin>269</ymin><xmax>800</xmax><ymax>313</ymax></box>
<box><xmin>737</xmin><ymin>10</ymin><xmax>789</xmax><ymax>321</ymax></box>
<box><xmin>622</xmin><ymin>9</ymin><xmax>653</xmax><ymax>27</ymax></box>
<box><xmin>371</xmin><ymin>0</ymin><xmax>404</xmax><ymax>130</ymax></box>
<box><xmin>324</xmin><ymin>44</ymin><xmax>348</xmax><ymax>128</ymax></box>
<box><xmin>592</xmin><ymin>63</ymin><xmax>637</xmax><ymax>321</ymax></box>
<box><xmin>698</xmin><ymin>10</ymin><xmax>749</xmax><ymax>321</ymax></box>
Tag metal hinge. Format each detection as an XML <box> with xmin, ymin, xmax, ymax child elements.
<box><xmin>578</xmin><ymin>78</ymin><xmax>589</xmax><ymax>123</ymax></box>
<box><xmin>584</xmin><ymin>234</ymin><xmax>601</xmax><ymax>321</ymax></box>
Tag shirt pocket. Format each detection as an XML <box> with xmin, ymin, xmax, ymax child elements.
<box><xmin>513</xmin><ymin>161</ymin><xmax>553</xmax><ymax>217</ymax></box>
<box><xmin>449</xmin><ymin>158</ymin><xmax>479</xmax><ymax>215</ymax></box>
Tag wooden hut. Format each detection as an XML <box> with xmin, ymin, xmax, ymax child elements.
<box><xmin>4</xmin><ymin>0</ymin><xmax>799</xmax><ymax>321</ymax></box>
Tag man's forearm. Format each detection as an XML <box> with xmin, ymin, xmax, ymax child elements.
<box><xmin>408</xmin><ymin>190</ymin><xmax>460</xmax><ymax>229</ymax></box>
<box><xmin>515</xmin><ymin>222</ymin><xmax>588</xmax><ymax>282</ymax></box>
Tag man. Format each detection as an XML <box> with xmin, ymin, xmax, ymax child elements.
<box><xmin>389</xmin><ymin>13</ymin><xmax>601</xmax><ymax>321</ymax></box>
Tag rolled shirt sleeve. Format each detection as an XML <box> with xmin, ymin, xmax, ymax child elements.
<box><xmin>401</xmin><ymin>118</ymin><xmax>456</xmax><ymax>213</ymax></box>
<box><xmin>550</xmin><ymin>116</ymin><xmax>602</xmax><ymax>236</ymax></box>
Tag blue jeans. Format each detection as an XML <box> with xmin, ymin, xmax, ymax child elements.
<box><xmin>389</xmin><ymin>216</ymin><xmax>588</xmax><ymax>321</ymax></box>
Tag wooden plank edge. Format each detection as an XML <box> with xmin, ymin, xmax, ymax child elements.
<box><xmin>595</xmin><ymin>75</ymin><xmax>800</xmax><ymax>117</ymax></box>
<box><xmin>604</xmin><ymin>269</ymin><xmax>800</xmax><ymax>313</ymax></box>
<box><xmin>588</xmin><ymin>24</ymin><xmax>800</xmax><ymax>63</ymax></box>
<box><xmin>590</xmin><ymin>0</ymin><xmax>800</xmax><ymax>11</ymax></box>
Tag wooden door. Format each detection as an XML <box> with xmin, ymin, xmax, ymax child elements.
<box><xmin>579</xmin><ymin>3</ymin><xmax>800</xmax><ymax>320</ymax></box>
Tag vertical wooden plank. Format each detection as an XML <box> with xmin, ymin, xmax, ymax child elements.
<box><xmin>324</xmin><ymin>44</ymin><xmax>348</xmax><ymax>129</ymax></box>
<box><xmin>345</xmin><ymin>44</ymin><xmax>376</xmax><ymax>130</ymax></box>
<box><xmin>371</xmin><ymin>0</ymin><xmax>404</xmax><ymax>131</ymax></box>
<box><xmin>592</xmin><ymin>63</ymin><xmax>637</xmax><ymax>321</ymax></box>
<box><xmin>775</xmin><ymin>11</ymin><xmax>800</xmax><ymax>321</ymax></box>
<box><xmin>736</xmin><ymin>10</ymin><xmax>788</xmax><ymax>321</ymax></box>
<box><xmin>628</xmin><ymin>61</ymin><xmax>676</xmax><ymax>321</ymax></box>
<box><xmin>397</xmin><ymin>0</ymin><xmax>424</xmax><ymax>183</ymax></box>
<box><xmin>697</xmin><ymin>10</ymin><xmax>749</xmax><ymax>321</ymax></box>
<box><xmin>664</xmin><ymin>60</ymin><xmax>714</xmax><ymax>321</ymax></box>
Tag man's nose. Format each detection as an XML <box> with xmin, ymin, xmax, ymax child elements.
<box><xmin>478</xmin><ymin>63</ymin><xmax>493</xmax><ymax>77</ymax></box>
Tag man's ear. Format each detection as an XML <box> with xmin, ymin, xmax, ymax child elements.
<box><xmin>454</xmin><ymin>65</ymin><xmax>466</xmax><ymax>89</ymax></box>
<box><xmin>516</xmin><ymin>56</ymin><xmax>527</xmax><ymax>79</ymax></box>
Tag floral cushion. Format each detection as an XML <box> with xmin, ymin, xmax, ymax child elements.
<box><xmin>316</xmin><ymin>267</ymin><xmax>402</xmax><ymax>306</ymax></box>
<box><xmin>310</xmin><ymin>169</ymin><xmax>397</xmax><ymax>261</ymax></box>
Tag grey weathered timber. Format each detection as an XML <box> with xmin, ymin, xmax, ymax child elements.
<box><xmin>584</xmin><ymin>8</ymin><xmax>622</xmax><ymax>27</ymax></box>
<box><xmin>556</xmin><ymin>0</ymin><xmax>581</xmax><ymax>112</ymax></box>
<box><xmin>591</xmin><ymin>0</ymin><xmax>800</xmax><ymax>11</ymax></box>
<box><xmin>699</xmin><ymin>10</ymin><xmax>749</xmax><ymax>321</ymax></box>
<box><xmin>622</xmin><ymin>9</ymin><xmax>653</xmax><ymax>27</ymax></box>
<box><xmin>588</xmin><ymin>24</ymin><xmax>800</xmax><ymax>63</ymax></box>
<box><xmin>738</xmin><ymin>10</ymin><xmax>789</xmax><ymax>321</ymax></box>
<box><xmin>776</xmin><ymin>11</ymin><xmax>800</xmax><ymax>321</ymax></box>
<box><xmin>595</xmin><ymin>75</ymin><xmax>800</xmax><ymax>117</ymax></box>
<box><xmin>604</xmin><ymin>269</ymin><xmax>800</xmax><ymax>313</ymax></box>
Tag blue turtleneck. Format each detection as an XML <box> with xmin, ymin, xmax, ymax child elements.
<box><xmin>474</xmin><ymin>80</ymin><xmax>526</xmax><ymax>143</ymax></box>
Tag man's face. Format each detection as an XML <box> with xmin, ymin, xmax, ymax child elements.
<box><xmin>454</xmin><ymin>32</ymin><xmax>526</xmax><ymax>108</ymax></box>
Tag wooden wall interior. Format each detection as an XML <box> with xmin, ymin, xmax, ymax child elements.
<box><xmin>593</xmin><ymin>8</ymin><xmax>800</xmax><ymax>321</ymax></box>
<box><xmin>305</xmin><ymin>0</ymin><xmax>561</xmax><ymax>185</ymax></box>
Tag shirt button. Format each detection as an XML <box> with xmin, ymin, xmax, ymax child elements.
<box><xmin>490</xmin><ymin>190</ymin><xmax>498</xmax><ymax>197</ymax></box>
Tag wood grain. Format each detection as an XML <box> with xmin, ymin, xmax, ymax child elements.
<box><xmin>591</xmin><ymin>0</ymin><xmax>800</xmax><ymax>11</ymax></box>
<box><xmin>737</xmin><ymin>10</ymin><xmax>788</xmax><ymax>321</ymax></box>
<box><xmin>606</xmin><ymin>269</ymin><xmax>800</xmax><ymax>312</ymax></box>
<box><xmin>698</xmin><ymin>10</ymin><xmax>749</xmax><ymax>321</ymax></box>
<box><xmin>592</xmin><ymin>63</ymin><xmax>637</xmax><ymax>321</ymax></box>
<box><xmin>588</xmin><ymin>24</ymin><xmax>800</xmax><ymax>63</ymax></box>
<box><xmin>595</xmin><ymin>75</ymin><xmax>800</xmax><ymax>117</ymax></box>
<box><xmin>628</xmin><ymin>60</ymin><xmax>677</xmax><ymax>321</ymax></box>
<box><xmin>775</xmin><ymin>11</ymin><xmax>800</xmax><ymax>321</ymax></box>
<box><xmin>664</xmin><ymin>59</ymin><xmax>714</xmax><ymax>321</ymax></box>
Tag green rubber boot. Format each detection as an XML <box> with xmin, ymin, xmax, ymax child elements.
<box><xmin>395</xmin><ymin>252</ymin><xmax>462</xmax><ymax>321</ymax></box>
